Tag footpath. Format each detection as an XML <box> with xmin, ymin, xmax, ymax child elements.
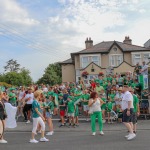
<box><xmin>6</xmin><ymin>120</ymin><xmax>150</xmax><ymax>133</ymax></box>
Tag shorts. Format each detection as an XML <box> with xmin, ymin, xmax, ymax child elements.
<box><xmin>26</xmin><ymin>104</ymin><xmax>32</xmax><ymax>111</ymax></box>
<box><xmin>68</xmin><ymin>113</ymin><xmax>74</xmax><ymax>117</ymax></box>
<box><xmin>46</xmin><ymin>112</ymin><xmax>52</xmax><ymax>118</ymax></box>
<box><xmin>141</xmin><ymin>102</ymin><xmax>149</xmax><ymax>109</ymax></box>
<box><xmin>132</xmin><ymin>112</ymin><xmax>137</xmax><ymax>124</ymax></box>
<box><xmin>83</xmin><ymin>105</ymin><xmax>89</xmax><ymax>111</ymax></box>
<box><xmin>122</xmin><ymin>108</ymin><xmax>134</xmax><ymax>123</ymax></box>
<box><xmin>60</xmin><ymin>110</ymin><xmax>65</xmax><ymax>117</ymax></box>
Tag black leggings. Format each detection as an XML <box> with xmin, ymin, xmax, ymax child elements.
<box><xmin>23</xmin><ymin>104</ymin><xmax>32</xmax><ymax>120</ymax></box>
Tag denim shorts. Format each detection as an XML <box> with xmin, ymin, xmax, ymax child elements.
<box><xmin>46</xmin><ymin>112</ymin><xmax>52</xmax><ymax>118</ymax></box>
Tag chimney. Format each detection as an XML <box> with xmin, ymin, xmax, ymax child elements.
<box><xmin>123</xmin><ymin>36</ymin><xmax>132</xmax><ymax>45</ymax></box>
<box><xmin>85</xmin><ymin>37</ymin><xmax>93</xmax><ymax>49</ymax></box>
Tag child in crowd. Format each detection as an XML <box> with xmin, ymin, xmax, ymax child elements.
<box><xmin>44</xmin><ymin>96</ymin><xmax>54</xmax><ymax>136</ymax></box>
<box><xmin>58</xmin><ymin>93</ymin><xmax>66</xmax><ymax>127</ymax></box>
<box><xmin>67</xmin><ymin>96</ymin><xmax>75</xmax><ymax>128</ymax></box>
<box><xmin>106</xmin><ymin>98</ymin><xmax>113</xmax><ymax>124</ymax></box>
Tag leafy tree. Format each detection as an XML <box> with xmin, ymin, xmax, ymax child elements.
<box><xmin>37</xmin><ymin>63</ymin><xmax>62</xmax><ymax>85</ymax></box>
<box><xmin>4</xmin><ymin>59</ymin><xmax>20</xmax><ymax>72</ymax></box>
<box><xmin>20</xmin><ymin>67</ymin><xmax>33</xmax><ymax>86</ymax></box>
<box><xmin>4</xmin><ymin>72</ymin><xmax>24</xmax><ymax>86</ymax></box>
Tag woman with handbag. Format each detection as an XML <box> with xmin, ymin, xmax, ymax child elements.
<box><xmin>0</xmin><ymin>91</ymin><xmax>7</xmax><ymax>144</ymax></box>
<box><xmin>88</xmin><ymin>92</ymin><xmax>105</xmax><ymax>136</ymax></box>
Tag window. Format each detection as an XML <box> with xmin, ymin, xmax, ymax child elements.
<box><xmin>81</xmin><ymin>55</ymin><xmax>100</xmax><ymax>68</ymax></box>
<box><xmin>110</xmin><ymin>55</ymin><xmax>123</xmax><ymax>67</ymax></box>
<box><xmin>82</xmin><ymin>57</ymin><xmax>89</xmax><ymax>68</ymax></box>
<box><xmin>143</xmin><ymin>53</ymin><xmax>150</xmax><ymax>63</ymax></box>
<box><xmin>132</xmin><ymin>54</ymin><xmax>141</xmax><ymax>65</ymax></box>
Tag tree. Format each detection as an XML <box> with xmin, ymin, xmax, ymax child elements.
<box><xmin>4</xmin><ymin>59</ymin><xmax>20</xmax><ymax>72</ymax></box>
<box><xmin>37</xmin><ymin>63</ymin><xmax>62</xmax><ymax>85</ymax></box>
<box><xmin>4</xmin><ymin>72</ymin><xmax>24</xmax><ymax>86</ymax></box>
<box><xmin>20</xmin><ymin>67</ymin><xmax>33</xmax><ymax>86</ymax></box>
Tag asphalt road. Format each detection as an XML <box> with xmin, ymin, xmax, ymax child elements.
<box><xmin>1</xmin><ymin>130</ymin><xmax>150</xmax><ymax>150</ymax></box>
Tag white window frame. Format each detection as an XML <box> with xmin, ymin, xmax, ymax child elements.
<box><xmin>80</xmin><ymin>54</ymin><xmax>101</xmax><ymax>68</ymax></box>
<box><xmin>131</xmin><ymin>52</ymin><xmax>150</xmax><ymax>65</ymax></box>
<box><xmin>109</xmin><ymin>54</ymin><xmax>123</xmax><ymax>67</ymax></box>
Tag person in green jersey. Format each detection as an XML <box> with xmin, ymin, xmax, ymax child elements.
<box><xmin>99</xmin><ymin>93</ymin><xmax>106</xmax><ymax>123</ymax></box>
<box><xmin>118</xmin><ymin>75</ymin><xmax>124</xmax><ymax>87</ymax></box>
<box><xmin>58</xmin><ymin>93</ymin><xmax>66</xmax><ymax>127</ymax></box>
<box><xmin>141</xmin><ymin>89</ymin><xmax>149</xmax><ymax>114</ymax></box>
<box><xmin>95</xmin><ymin>83</ymin><xmax>104</xmax><ymax>95</ymax></box>
<box><xmin>9</xmin><ymin>89</ymin><xmax>17</xmax><ymax>106</ymax></box>
<box><xmin>107</xmin><ymin>74</ymin><xmax>113</xmax><ymax>84</ymax></box>
<box><xmin>67</xmin><ymin>96</ymin><xmax>75</xmax><ymax>127</ymax></box>
<box><xmin>45</xmin><ymin>95</ymin><xmax>54</xmax><ymax>136</ymax></box>
<box><xmin>106</xmin><ymin>97</ymin><xmax>113</xmax><ymax>123</ymax></box>
<box><xmin>74</xmin><ymin>86</ymin><xmax>82</xmax><ymax>116</ymax></box>
<box><xmin>129</xmin><ymin>88</ymin><xmax>140</xmax><ymax>134</ymax></box>
<box><xmin>108</xmin><ymin>89</ymin><xmax>116</xmax><ymax>107</ymax></box>
<box><xmin>30</xmin><ymin>90</ymin><xmax>49</xmax><ymax>143</ymax></box>
<box><xmin>81</xmin><ymin>90</ymin><xmax>90</xmax><ymax>121</ymax></box>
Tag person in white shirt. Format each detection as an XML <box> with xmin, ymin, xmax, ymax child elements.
<box><xmin>23</xmin><ymin>88</ymin><xmax>34</xmax><ymax>123</ymax></box>
<box><xmin>122</xmin><ymin>85</ymin><xmax>136</xmax><ymax>141</ymax></box>
<box><xmin>17</xmin><ymin>86</ymin><xmax>26</xmax><ymax>117</ymax></box>
<box><xmin>141</xmin><ymin>61</ymin><xmax>148</xmax><ymax>75</ymax></box>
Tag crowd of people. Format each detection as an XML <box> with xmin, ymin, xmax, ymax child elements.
<box><xmin>0</xmin><ymin>61</ymin><xmax>150</xmax><ymax>143</ymax></box>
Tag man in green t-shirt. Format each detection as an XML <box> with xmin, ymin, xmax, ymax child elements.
<box><xmin>81</xmin><ymin>90</ymin><xmax>90</xmax><ymax>121</ymax></box>
<box><xmin>9</xmin><ymin>89</ymin><xmax>17</xmax><ymax>106</ymax></box>
<box><xmin>95</xmin><ymin>83</ymin><xmax>104</xmax><ymax>95</ymax></box>
<box><xmin>129</xmin><ymin>88</ymin><xmax>140</xmax><ymax>134</ymax></box>
<box><xmin>67</xmin><ymin>96</ymin><xmax>75</xmax><ymax>127</ymax></box>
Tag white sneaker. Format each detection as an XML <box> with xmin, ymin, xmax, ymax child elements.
<box><xmin>29</xmin><ymin>139</ymin><xmax>39</xmax><ymax>143</ymax></box>
<box><xmin>102</xmin><ymin>120</ymin><xmax>106</xmax><ymax>123</ymax></box>
<box><xmin>100</xmin><ymin>131</ymin><xmax>104</xmax><ymax>135</ymax></box>
<box><xmin>26</xmin><ymin>120</ymin><xmax>30</xmax><ymax>124</ymax></box>
<box><xmin>0</xmin><ymin>139</ymin><xmax>8</xmax><ymax>144</ymax></box>
<box><xmin>40</xmin><ymin>137</ymin><xmax>49</xmax><ymax>142</ymax></box>
<box><xmin>125</xmin><ymin>133</ymin><xmax>131</xmax><ymax>138</ymax></box>
<box><xmin>127</xmin><ymin>133</ymin><xmax>136</xmax><ymax>140</ymax></box>
<box><xmin>46</xmin><ymin>131</ymin><xmax>54</xmax><ymax>136</ymax></box>
<box><xmin>92</xmin><ymin>132</ymin><xmax>96</xmax><ymax>136</ymax></box>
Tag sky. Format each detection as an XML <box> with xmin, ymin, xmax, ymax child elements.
<box><xmin>0</xmin><ymin>0</ymin><xmax>150</xmax><ymax>81</ymax></box>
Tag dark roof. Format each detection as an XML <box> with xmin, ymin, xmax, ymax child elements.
<box><xmin>60</xmin><ymin>58</ymin><xmax>73</xmax><ymax>64</ymax></box>
<box><xmin>71</xmin><ymin>41</ymin><xmax>150</xmax><ymax>56</ymax></box>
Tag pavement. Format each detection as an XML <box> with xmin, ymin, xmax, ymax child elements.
<box><xmin>2</xmin><ymin>120</ymin><xmax>150</xmax><ymax>150</ymax></box>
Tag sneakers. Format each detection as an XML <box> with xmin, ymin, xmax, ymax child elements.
<box><xmin>99</xmin><ymin>131</ymin><xmax>104</xmax><ymax>135</ymax></box>
<box><xmin>0</xmin><ymin>139</ymin><xmax>8</xmax><ymax>144</ymax></box>
<box><xmin>40</xmin><ymin>137</ymin><xmax>49</xmax><ymax>142</ymax></box>
<box><xmin>26</xmin><ymin>120</ymin><xmax>30</xmax><ymax>124</ymax></box>
<box><xmin>127</xmin><ymin>133</ymin><xmax>136</xmax><ymax>141</ymax></box>
<box><xmin>59</xmin><ymin>124</ymin><xmax>64</xmax><ymax>128</ymax></box>
<box><xmin>46</xmin><ymin>131</ymin><xmax>54</xmax><ymax>136</ymax></box>
<box><xmin>125</xmin><ymin>133</ymin><xmax>131</xmax><ymax>138</ymax></box>
<box><xmin>102</xmin><ymin>120</ymin><xmax>106</xmax><ymax>123</ymax></box>
<box><xmin>29</xmin><ymin>139</ymin><xmax>39</xmax><ymax>143</ymax></box>
<box><xmin>92</xmin><ymin>132</ymin><xmax>96</xmax><ymax>136</ymax></box>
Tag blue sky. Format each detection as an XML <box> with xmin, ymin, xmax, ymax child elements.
<box><xmin>0</xmin><ymin>0</ymin><xmax>150</xmax><ymax>81</ymax></box>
